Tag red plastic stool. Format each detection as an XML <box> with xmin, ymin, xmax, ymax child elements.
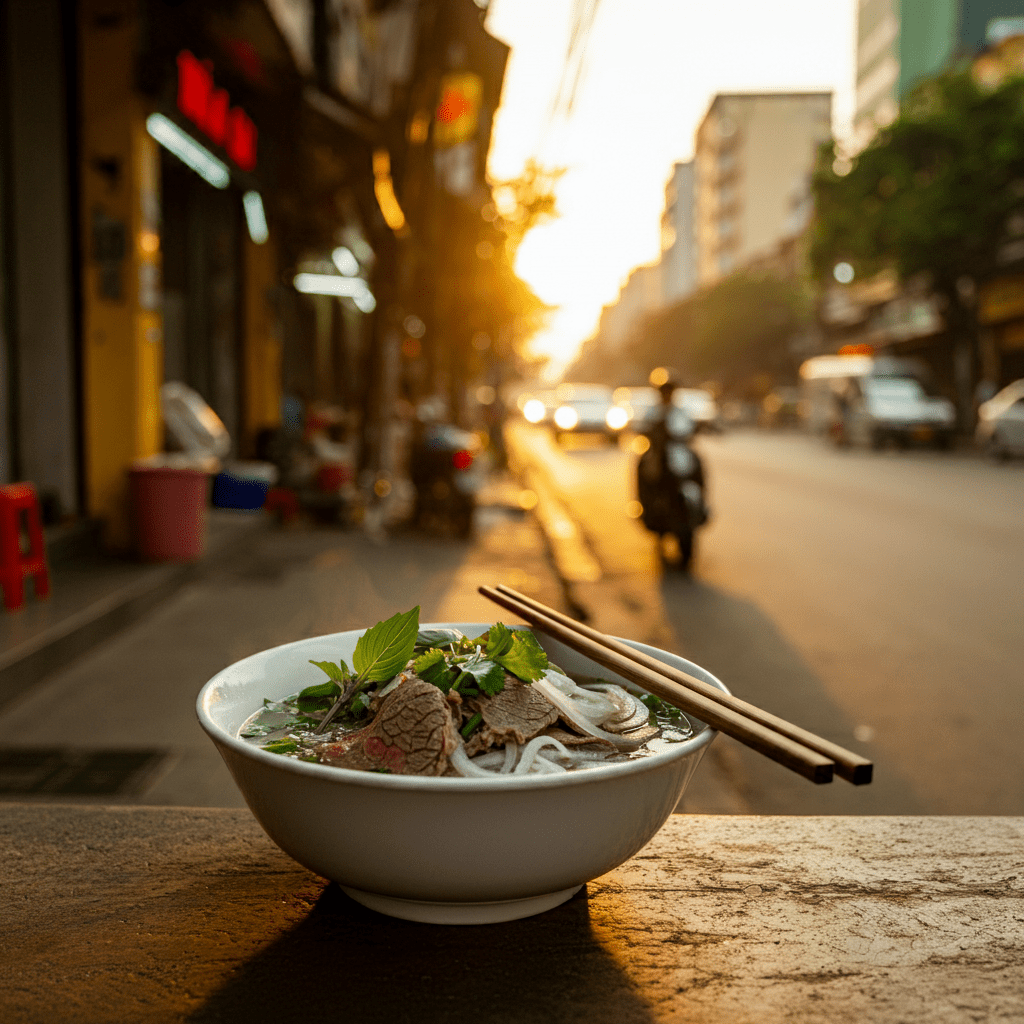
<box><xmin>264</xmin><ymin>487</ymin><xmax>301</xmax><ymax>525</ymax></box>
<box><xmin>0</xmin><ymin>483</ymin><xmax>51</xmax><ymax>610</ymax></box>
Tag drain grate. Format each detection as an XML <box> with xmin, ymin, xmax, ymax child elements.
<box><xmin>0</xmin><ymin>748</ymin><xmax>166</xmax><ymax>796</ymax></box>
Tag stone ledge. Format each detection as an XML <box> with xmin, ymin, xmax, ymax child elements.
<box><xmin>2</xmin><ymin>806</ymin><xmax>1021</xmax><ymax>1023</ymax></box>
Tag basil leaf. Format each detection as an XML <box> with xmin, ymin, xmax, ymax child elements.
<box><xmin>309</xmin><ymin>659</ymin><xmax>350</xmax><ymax>683</ymax></box>
<box><xmin>493</xmin><ymin>629</ymin><xmax>548</xmax><ymax>682</ymax></box>
<box><xmin>353</xmin><ymin>606</ymin><xmax>420</xmax><ymax>682</ymax></box>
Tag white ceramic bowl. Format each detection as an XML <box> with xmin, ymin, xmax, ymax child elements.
<box><xmin>197</xmin><ymin>622</ymin><xmax>726</xmax><ymax>925</ymax></box>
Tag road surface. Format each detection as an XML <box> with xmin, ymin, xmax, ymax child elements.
<box><xmin>507</xmin><ymin>421</ymin><xmax>1024</xmax><ymax>816</ymax></box>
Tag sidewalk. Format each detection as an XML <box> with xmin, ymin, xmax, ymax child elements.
<box><xmin>0</xmin><ymin>510</ymin><xmax>269</xmax><ymax>714</ymax></box>
<box><xmin>0</xmin><ymin>469</ymin><xmax>742</xmax><ymax>812</ymax></box>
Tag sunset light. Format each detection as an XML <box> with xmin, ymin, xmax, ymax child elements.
<box><xmin>484</xmin><ymin>0</ymin><xmax>856</xmax><ymax>377</ymax></box>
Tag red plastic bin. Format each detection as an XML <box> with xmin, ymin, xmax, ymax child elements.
<box><xmin>129</xmin><ymin>463</ymin><xmax>210</xmax><ymax>562</ymax></box>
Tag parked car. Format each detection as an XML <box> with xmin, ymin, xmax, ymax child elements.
<box><xmin>976</xmin><ymin>379</ymin><xmax>1024</xmax><ymax>460</ymax></box>
<box><xmin>798</xmin><ymin>354</ymin><xmax>955</xmax><ymax>449</ymax></box>
<box><xmin>549</xmin><ymin>383</ymin><xmax>627</xmax><ymax>443</ymax></box>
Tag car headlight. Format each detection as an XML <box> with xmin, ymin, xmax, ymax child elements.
<box><xmin>553</xmin><ymin>406</ymin><xmax>579</xmax><ymax>430</ymax></box>
<box><xmin>605</xmin><ymin>405</ymin><xmax>629</xmax><ymax>431</ymax></box>
<box><xmin>522</xmin><ymin>398</ymin><xmax>547</xmax><ymax>424</ymax></box>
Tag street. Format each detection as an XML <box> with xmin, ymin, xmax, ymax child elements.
<box><xmin>507</xmin><ymin>420</ymin><xmax>1024</xmax><ymax>816</ymax></box>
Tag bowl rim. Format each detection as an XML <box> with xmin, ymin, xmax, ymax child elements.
<box><xmin>196</xmin><ymin>622</ymin><xmax>729</xmax><ymax>792</ymax></box>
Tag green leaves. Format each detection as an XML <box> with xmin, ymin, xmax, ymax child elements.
<box><xmin>263</xmin><ymin>739</ymin><xmax>299</xmax><ymax>755</ymax></box>
<box><xmin>487</xmin><ymin>625</ymin><xmax>548</xmax><ymax>682</ymax></box>
<box><xmin>296</xmin><ymin>679</ymin><xmax>342</xmax><ymax>714</ymax></box>
<box><xmin>308</xmin><ymin>659</ymin><xmax>349</xmax><ymax>683</ymax></box>
<box><xmin>353</xmin><ymin>606</ymin><xmax>420</xmax><ymax>682</ymax></box>
<box><xmin>413</xmin><ymin>648</ymin><xmax>459</xmax><ymax>693</ymax></box>
<box><xmin>457</xmin><ymin>654</ymin><xmax>506</xmax><ymax>696</ymax></box>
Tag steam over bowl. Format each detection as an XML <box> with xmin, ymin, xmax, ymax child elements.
<box><xmin>196</xmin><ymin>623</ymin><xmax>725</xmax><ymax>924</ymax></box>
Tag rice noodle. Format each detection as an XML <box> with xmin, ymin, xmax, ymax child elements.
<box><xmin>532</xmin><ymin>676</ymin><xmax>643</xmax><ymax>750</ymax></box>
<box><xmin>514</xmin><ymin>735</ymin><xmax>572</xmax><ymax>774</ymax></box>
<box><xmin>449</xmin><ymin>744</ymin><xmax>502</xmax><ymax>778</ymax></box>
<box><xmin>501</xmin><ymin>740</ymin><xmax>519</xmax><ymax>774</ymax></box>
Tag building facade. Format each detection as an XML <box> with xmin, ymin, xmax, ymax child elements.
<box><xmin>694</xmin><ymin>92</ymin><xmax>831</xmax><ymax>289</ymax></box>
<box><xmin>659</xmin><ymin>160</ymin><xmax>696</xmax><ymax>304</ymax></box>
<box><xmin>0</xmin><ymin>0</ymin><xmax>509</xmax><ymax>549</ymax></box>
<box><xmin>853</xmin><ymin>0</ymin><xmax>1024</xmax><ymax>152</ymax></box>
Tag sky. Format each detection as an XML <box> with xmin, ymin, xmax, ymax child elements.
<box><xmin>483</xmin><ymin>0</ymin><xmax>858</xmax><ymax>378</ymax></box>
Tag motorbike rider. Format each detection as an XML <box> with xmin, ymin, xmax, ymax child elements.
<box><xmin>636</xmin><ymin>371</ymin><xmax>708</xmax><ymax>567</ymax></box>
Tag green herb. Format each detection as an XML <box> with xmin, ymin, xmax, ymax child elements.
<box><xmin>413</xmin><ymin>648</ymin><xmax>459</xmax><ymax>692</ymax></box>
<box><xmin>263</xmin><ymin>739</ymin><xmax>299</xmax><ymax>755</ymax></box>
<box><xmin>295</xmin><ymin>679</ymin><xmax>342</xmax><ymax>713</ymax></box>
<box><xmin>308</xmin><ymin>659</ymin><xmax>349</xmax><ymax>683</ymax></box>
<box><xmin>311</xmin><ymin>607</ymin><xmax>421</xmax><ymax>735</ymax></box>
<box><xmin>460</xmin><ymin>711</ymin><xmax>483</xmax><ymax>738</ymax></box>
<box><xmin>640</xmin><ymin>692</ymin><xmax>683</xmax><ymax>726</ymax></box>
<box><xmin>353</xmin><ymin>606</ymin><xmax>420</xmax><ymax>682</ymax></box>
<box><xmin>415</xmin><ymin>628</ymin><xmax>467</xmax><ymax>651</ymax></box>
<box><xmin>489</xmin><ymin>625</ymin><xmax>548</xmax><ymax>682</ymax></box>
<box><xmin>457</xmin><ymin>653</ymin><xmax>506</xmax><ymax>696</ymax></box>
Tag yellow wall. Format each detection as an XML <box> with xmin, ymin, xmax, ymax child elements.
<box><xmin>243</xmin><ymin>233</ymin><xmax>282</xmax><ymax>449</ymax></box>
<box><xmin>79</xmin><ymin>0</ymin><xmax>162</xmax><ymax>549</ymax></box>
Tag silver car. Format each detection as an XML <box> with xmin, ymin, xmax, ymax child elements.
<box><xmin>976</xmin><ymin>379</ymin><xmax>1024</xmax><ymax>459</ymax></box>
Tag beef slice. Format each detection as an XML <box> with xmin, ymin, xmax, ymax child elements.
<box><xmin>463</xmin><ymin>674</ymin><xmax>560</xmax><ymax>756</ymax></box>
<box><xmin>317</xmin><ymin>678</ymin><xmax>461</xmax><ymax>776</ymax></box>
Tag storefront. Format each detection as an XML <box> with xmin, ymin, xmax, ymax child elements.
<box><xmin>0</xmin><ymin>0</ymin><xmax>80</xmax><ymax>523</ymax></box>
<box><xmin>978</xmin><ymin>273</ymin><xmax>1024</xmax><ymax>388</ymax></box>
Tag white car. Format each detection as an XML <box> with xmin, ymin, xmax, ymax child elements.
<box><xmin>847</xmin><ymin>376</ymin><xmax>957</xmax><ymax>450</ymax></box>
<box><xmin>672</xmin><ymin>388</ymin><xmax>722</xmax><ymax>433</ymax></box>
<box><xmin>549</xmin><ymin>383</ymin><xmax>627</xmax><ymax>442</ymax></box>
<box><xmin>976</xmin><ymin>379</ymin><xmax>1024</xmax><ymax>459</ymax></box>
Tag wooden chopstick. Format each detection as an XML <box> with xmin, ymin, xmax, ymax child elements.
<box><xmin>480</xmin><ymin>585</ymin><xmax>862</xmax><ymax>786</ymax></box>
<box><xmin>493</xmin><ymin>585</ymin><xmax>872</xmax><ymax>786</ymax></box>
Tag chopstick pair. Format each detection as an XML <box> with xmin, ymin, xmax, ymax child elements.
<box><xmin>479</xmin><ymin>584</ymin><xmax>873</xmax><ymax>787</ymax></box>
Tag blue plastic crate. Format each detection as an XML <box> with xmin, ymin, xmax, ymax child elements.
<box><xmin>211</xmin><ymin>472</ymin><xmax>270</xmax><ymax>511</ymax></box>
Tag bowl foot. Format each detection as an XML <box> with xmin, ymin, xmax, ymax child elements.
<box><xmin>340</xmin><ymin>884</ymin><xmax>583</xmax><ymax>924</ymax></box>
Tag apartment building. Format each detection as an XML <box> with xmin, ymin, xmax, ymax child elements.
<box><xmin>660</xmin><ymin>161</ymin><xmax>697</xmax><ymax>303</ymax></box>
<box><xmin>694</xmin><ymin>92</ymin><xmax>832</xmax><ymax>288</ymax></box>
<box><xmin>853</xmin><ymin>0</ymin><xmax>1024</xmax><ymax>153</ymax></box>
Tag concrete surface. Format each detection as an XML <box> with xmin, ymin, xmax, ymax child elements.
<box><xmin>2</xmin><ymin>805</ymin><xmax>1021</xmax><ymax>1024</ymax></box>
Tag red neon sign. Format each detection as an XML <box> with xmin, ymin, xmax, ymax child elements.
<box><xmin>176</xmin><ymin>51</ymin><xmax>257</xmax><ymax>172</ymax></box>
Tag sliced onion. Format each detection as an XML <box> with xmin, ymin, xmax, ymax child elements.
<box><xmin>544</xmin><ymin>670</ymin><xmax>616</xmax><ymax>721</ymax></box>
<box><xmin>532</xmin><ymin>677</ymin><xmax>643</xmax><ymax>750</ymax></box>
<box><xmin>531</xmin><ymin>753</ymin><xmax>567</xmax><ymax>774</ymax></box>
<box><xmin>584</xmin><ymin>684</ymin><xmax>651</xmax><ymax>732</ymax></box>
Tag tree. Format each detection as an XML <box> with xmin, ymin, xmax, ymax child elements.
<box><xmin>810</xmin><ymin>70</ymin><xmax>1024</xmax><ymax>413</ymax></box>
<box><xmin>568</xmin><ymin>272</ymin><xmax>810</xmax><ymax>394</ymax></box>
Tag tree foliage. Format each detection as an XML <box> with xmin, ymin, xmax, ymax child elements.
<box><xmin>570</xmin><ymin>272</ymin><xmax>810</xmax><ymax>392</ymax></box>
<box><xmin>810</xmin><ymin>71</ymin><xmax>1024</xmax><ymax>296</ymax></box>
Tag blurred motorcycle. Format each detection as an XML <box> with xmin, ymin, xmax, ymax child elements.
<box><xmin>409</xmin><ymin>419</ymin><xmax>485</xmax><ymax>538</ymax></box>
<box><xmin>635</xmin><ymin>401</ymin><xmax>709</xmax><ymax>570</ymax></box>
